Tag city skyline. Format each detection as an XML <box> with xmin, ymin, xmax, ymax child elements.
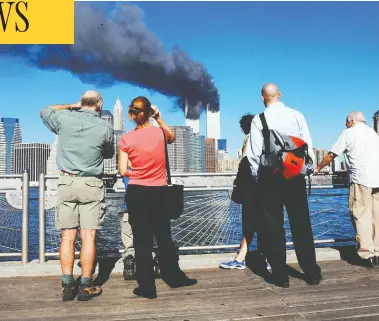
<box><xmin>4</xmin><ymin>102</ymin><xmax>378</xmax><ymax>158</ymax></box>
<box><xmin>0</xmin><ymin>110</ymin><xmax>353</xmax><ymax>179</ymax></box>
<box><xmin>0</xmin><ymin>118</ymin><xmax>22</xmax><ymax>175</ymax></box>
<box><xmin>0</xmin><ymin>2</ymin><xmax>378</xmax><ymax>155</ymax></box>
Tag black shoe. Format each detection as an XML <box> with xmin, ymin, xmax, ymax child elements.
<box><xmin>62</xmin><ymin>282</ymin><xmax>78</xmax><ymax>301</ymax></box>
<box><xmin>164</xmin><ymin>274</ymin><xmax>197</xmax><ymax>288</ymax></box>
<box><xmin>276</xmin><ymin>280</ymin><xmax>290</xmax><ymax>288</ymax></box>
<box><xmin>363</xmin><ymin>257</ymin><xmax>375</xmax><ymax>268</ymax></box>
<box><xmin>77</xmin><ymin>282</ymin><xmax>103</xmax><ymax>301</ymax></box>
<box><xmin>133</xmin><ymin>287</ymin><xmax>157</xmax><ymax>299</ymax></box>
<box><xmin>123</xmin><ymin>255</ymin><xmax>135</xmax><ymax>280</ymax></box>
<box><xmin>264</xmin><ymin>275</ymin><xmax>289</xmax><ymax>288</ymax></box>
<box><xmin>374</xmin><ymin>256</ymin><xmax>379</xmax><ymax>267</ymax></box>
<box><xmin>305</xmin><ymin>274</ymin><xmax>322</xmax><ymax>286</ymax></box>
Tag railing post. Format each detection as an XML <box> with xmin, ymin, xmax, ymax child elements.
<box><xmin>39</xmin><ymin>173</ymin><xmax>46</xmax><ymax>264</ymax></box>
<box><xmin>22</xmin><ymin>169</ymin><xmax>29</xmax><ymax>264</ymax></box>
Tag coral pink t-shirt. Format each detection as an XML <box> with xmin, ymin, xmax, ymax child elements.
<box><xmin>119</xmin><ymin>126</ymin><xmax>168</xmax><ymax>186</ymax></box>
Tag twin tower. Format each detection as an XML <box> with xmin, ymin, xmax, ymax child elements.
<box><xmin>184</xmin><ymin>102</ymin><xmax>221</xmax><ymax>140</ymax></box>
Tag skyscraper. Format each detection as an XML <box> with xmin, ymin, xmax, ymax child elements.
<box><xmin>46</xmin><ymin>136</ymin><xmax>60</xmax><ymax>175</ymax></box>
<box><xmin>101</xmin><ymin>110</ymin><xmax>114</xmax><ymax>126</ymax></box>
<box><xmin>0</xmin><ymin>118</ymin><xmax>22</xmax><ymax>174</ymax></box>
<box><xmin>206</xmin><ymin>104</ymin><xmax>220</xmax><ymax>140</ymax></box>
<box><xmin>205</xmin><ymin>138</ymin><xmax>217</xmax><ymax>172</ymax></box>
<box><xmin>113</xmin><ymin>97</ymin><xmax>124</xmax><ymax>131</ymax></box>
<box><xmin>189</xmin><ymin>133</ymin><xmax>206</xmax><ymax>172</ymax></box>
<box><xmin>167</xmin><ymin>126</ymin><xmax>192</xmax><ymax>173</ymax></box>
<box><xmin>185</xmin><ymin>100</ymin><xmax>200</xmax><ymax>134</ymax></box>
<box><xmin>217</xmin><ymin>139</ymin><xmax>227</xmax><ymax>152</ymax></box>
<box><xmin>217</xmin><ymin>153</ymin><xmax>239</xmax><ymax>172</ymax></box>
<box><xmin>12</xmin><ymin>143</ymin><xmax>50</xmax><ymax>181</ymax></box>
<box><xmin>101</xmin><ymin>110</ymin><xmax>117</xmax><ymax>174</ymax></box>
<box><xmin>185</xmin><ymin>118</ymin><xmax>200</xmax><ymax>135</ymax></box>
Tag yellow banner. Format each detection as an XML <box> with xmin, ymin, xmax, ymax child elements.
<box><xmin>0</xmin><ymin>0</ymin><xmax>74</xmax><ymax>44</ymax></box>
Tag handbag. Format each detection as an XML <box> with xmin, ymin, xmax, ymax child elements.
<box><xmin>231</xmin><ymin>183</ymin><xmax>245</xmax><ymax>204</ymax></box>
<box><xmin>230</xmin><ymin>157</ymin><xmax>255</xmax><ymax>204</ymax></box>
<box><xmin>161</xmin><ymin>128</ymin><xmax>184</xmax><ymax>219</ymax></box>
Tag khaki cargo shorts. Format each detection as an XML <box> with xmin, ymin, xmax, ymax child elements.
<box><xmin>56</xmin><ymin>175</ymin><xmax>106</xmax><ymax>230</ymax></box>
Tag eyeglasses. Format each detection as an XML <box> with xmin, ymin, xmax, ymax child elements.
<box><xmin>129</xmin><ymin>107</ymin><xmax>144</xmax><ymax>116</ymax></box>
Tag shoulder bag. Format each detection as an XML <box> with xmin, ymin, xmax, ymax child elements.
<box><xmin>161</xmin><ymin>128</ymin><xmax>184</xmax><ymax>219</ymax></box>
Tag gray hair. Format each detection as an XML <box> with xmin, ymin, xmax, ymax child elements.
<box><xmin>80</xmin><ymin>90</ymin><xmax>103</xmax><ymax>108</ymax></box>
<box><xmin>347</xmin><ymin>111</ymin><xmax>366</xmax><ymax>123</ymax></box>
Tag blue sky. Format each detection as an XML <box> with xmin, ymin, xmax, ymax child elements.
<box><xmin>0</xmin><ymin>1</ymin><xmax>378</xmax><ymax>156</ymax></box>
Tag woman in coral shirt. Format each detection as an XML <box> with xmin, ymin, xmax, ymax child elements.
<box><xmin>118</xmin><ymin>96</ymin><xmax>197</xmax><ymax>299</ymax></box>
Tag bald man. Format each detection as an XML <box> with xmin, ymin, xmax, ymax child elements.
<box><xmin>316</xmin><ymin>112</ymin><xmax>379</xmax><ymax>266</ymax></box>
<box><xmin>247</xmin><ymin>83</ymin><xmax>321</xmax><ymax>288</ymax></box>
<box><xmin>40</xmin><ymin>91</ymin><xmax>114</xmax><ymax>301</ymax></box>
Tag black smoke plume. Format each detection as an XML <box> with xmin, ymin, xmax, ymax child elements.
<box><xmin>0</xmin><ymin>2</ymin><xmax>219</xmax><ymax>119</ymax></box>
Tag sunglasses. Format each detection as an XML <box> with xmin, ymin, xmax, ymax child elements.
<box><xmin>129</xmin><ymin>106</ymin><xmax>144</xmax><ymax>116</ymax></box>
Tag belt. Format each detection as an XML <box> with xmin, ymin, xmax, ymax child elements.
<box><xmin>61</xmin><ymin>170</ymin><xmax>103</xmax><ymax>179</ymax></box>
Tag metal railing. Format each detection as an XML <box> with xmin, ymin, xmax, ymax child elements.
<box><xmin>36</xmin><ymin>173</ymin><xmax>355</xmax><ymax>264</ymax></box>
<box><xmin>0</xmin><ymin>170</ymin><xmax>29</xmax><ymax>263</ymax></box>
<box><xmin>39</xmin><ymin>173</ymin><xmax>45</xmax><ymax>264</ymax></box>
<box><xmin>0</xmin><ymin>171</ymin><xmax>354</xmax><ymax>264</ymax></box>
<box><xmin>37</xmin><ymin>174</ymin><xmax>239</xmax><ymax>263</ymax></box>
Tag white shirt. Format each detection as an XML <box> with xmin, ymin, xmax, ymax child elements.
<box><xmin>330</xmin><ymin>123</ymin><xmax>379</xmax><ymax>188</ymax></box>
<box><xmin>247</xmin><ymin>102</ymin><xmax>315</xmax><ymax>178</ymax></box>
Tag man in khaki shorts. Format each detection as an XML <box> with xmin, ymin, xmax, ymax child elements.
<box><xmin>40</xmin><ymin>90</ymin><xmax>114</xmax><ymax>301</ymax></box>
<box><xmin>316</xmin><ymin>111</ymin><xmax>379</xmax><ymax>266</ymax></box>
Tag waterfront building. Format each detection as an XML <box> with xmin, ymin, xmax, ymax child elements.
<box><xmin>12</xmin><ymin>143</ymin><xmax>50</xmax><ymax>181</ymax></box>
<box><xmin>205</xmin><ymin>138</ymin><xmax>217</xmax><ymax>172</ymax></box>
<box><xmin>101</xmin><ymin>110</ymin><xmax>117</xmax><ymax>174</ymax></box>
<box><xmin>313</xmin><ymin>148</ymin><xmax>329</xmax><ymax>169</ymax></box>
<box><xmin>101</xmin><ymin>110</ymin><xmax>113</xmax><ymax>126</ymax></box>
<box><xmin>167</xmin><ymin>126</ymin><xmax>192</xmax><ymax>173</ymax></box>
<box><xmin>189</xmin><ymin>133</ymin><xmax>206</xmax><ymax>172</ymax></box>
<box><xmin>0</xmin><ymin>118</ymin><xmax>22</xmax><ymax>174</ymax></box>
<box><xmin>46</xmin><ymin>136</ymin><xmax>60</xmax><ymax>175</ymax></box>
<box><xmin>206</xmin><ymin>104</ymin><xmax>220</xmax><ymax>140</ymax></box>
<box><xmin>113</xmin><ymin>97</ymin><xmax>124</xmax><ymax>131</ymax></box>
<box><xmin>217</xmin><ymin>139</ymin><xmax>227</xmax><ymax>152</ymax></box>
<box><xmin>184</xmin><ymin>100</ymin><xmax>200</xmax><ymax>134</ymax></box>
<box><xmin>217</xmin><ymin>152</ymin><xmax>239</xmax><ymax>172</ymax></box>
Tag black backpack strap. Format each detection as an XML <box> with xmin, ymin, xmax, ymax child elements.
<box><xmin>161</xmin><ymin>128</ymin><xmax>172</xmax><ymax>185</ymax></box>
<box><xmin>259</xmin><ymin>113</ymin><xmax>270</xmax><ymax>154</ymax></box>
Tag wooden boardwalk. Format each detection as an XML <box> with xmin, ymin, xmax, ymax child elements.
<box><xmin>1</xmin><ymin>259</ymin><xmax>379</xmax><ymax>320</ymax></box>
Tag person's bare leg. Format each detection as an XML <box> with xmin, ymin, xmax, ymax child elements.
<box><xmin>80</xmin><ymin>229</ymin><xmax>97</xmax><ymax>278</ymax></box>
<box><xmin>60</xmin><ymin>228</ymin><xmax>77</xmax><ymax>275</ymax></box>
<box><xmin>77</xmin><ymin>228</ymin><xmax>103</xmax><ymax>301</ymax></box>
<box><xmin>236</xmin><ymin>235</ymin><xmax>253</xmax><ymax>262</ymax></box>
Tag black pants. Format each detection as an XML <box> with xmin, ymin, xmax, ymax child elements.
<box><xmin>242</xmin><ymin>193</ymin><xmax>264</xmax><ymax>255</ymax></box>
<box><xmin>258</xmin><ymin>172</ymin><xmax>321</xmax><ymax>282</ymax></box>
<box><xmin>126</xmin><ymin>185</ymin><xmax>182</xmax><ymax>291</ymax></box>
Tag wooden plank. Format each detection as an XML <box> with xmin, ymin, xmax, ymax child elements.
<box><xmin>2</xmin><ymin>260</ymin><xmax>379</xmax><ymax>320</ymax></box>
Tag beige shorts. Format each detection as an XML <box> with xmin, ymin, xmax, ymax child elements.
<box><xmin>56</xmin><ymin>175</ymin><xmax>106</xmax><ymax>230</ymax></box>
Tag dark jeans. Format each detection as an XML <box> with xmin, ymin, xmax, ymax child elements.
<box><xmin>258</xmin><ymin>171</ymin><xmax>321</xmax><ymax>283</ymax></box>
<box><xmin>126</xmin><ymin>184</ymin><xmax>182</xmax><ymax>291</ymax></box>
